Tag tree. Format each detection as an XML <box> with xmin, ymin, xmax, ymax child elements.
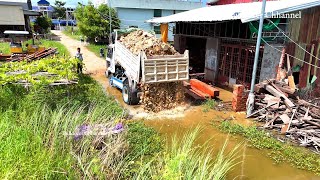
<box><xmin>53</xmin><ymin>0</ymin><xmax>66</xmax><ymax>19</ymax></box>
<box><xmin>34</xmin><ymin>16</ymin><xmax>52</xmax><ymax>33</ymax></box>
<box><xmin>74</xmin><ymin>3</ymin><xmax>120</xmax><ymax>42</ymax></box>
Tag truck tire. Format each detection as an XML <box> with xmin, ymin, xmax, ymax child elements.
<box><xmin>122</xmin><ymin>79</ymin><xmax>139</xmax><ymax>105</ymax></box>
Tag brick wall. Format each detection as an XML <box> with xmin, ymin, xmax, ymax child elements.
<box><xmin>232</xmin><ymin>84</ymin><xmax>248</xmax><ymax>112</ymax></box>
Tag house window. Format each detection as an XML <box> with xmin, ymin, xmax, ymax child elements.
<box><xmin>154</xmin><ymin>25</ymin><xmax>161</xmax><ymax>34</ymax></box>
<box><xmin>154</xmin><ymin>9</ymin><xmax>162</xmax><ymax>17</ymax></box>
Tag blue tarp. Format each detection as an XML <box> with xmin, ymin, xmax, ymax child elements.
<box><xmin>31</xmin><ymin>19</ymin><xmax>77</xmax><ymax>26</ymax></box>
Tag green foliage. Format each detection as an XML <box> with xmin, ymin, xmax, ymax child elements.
<box><xmin>203</xmin><ymin>99</ymin><xmax>217</xmax><ymax>112</ymax></box>
<box><xmin>34</xmin><ymin>16</ymin><xmax>52</xmax><ymax>33</ymax></box>
<box><xmin>52</xmin><ymin>0</ymin><xmax>66</xmax><ymax>19</ymax></box>
<box><xmin>127</xmin><ymin>121</ymin><xmax>163</xmax><ymax>157</ymax></box>
<box><xmin>0</xmin><ymin>75</ymin><xmax>124</xmax><ymax>179</ymax></box>
<box><xmin>135</xmin><ymin>127</ymin><xmax>241</xmax><ymax>180</ymax></box>
<box><xmin>63</xmin><ymin>26</ymin><xmax>82</xmax><ymax>40</ymax></box>
<box><xmin>0</xmin><ymin>57</ymin><xmax>78</xmax><ymax>85</ymax></box>
<box><xmin>218</xmin><ymin>121</ymin><xmax>320</xmax><ymax>174</ymax></box>
<box><xmin>0</xmin><ymin>42</ymin><xmax>10</xmax><ymax>54</ymax></box>
<box><xmin>74</xmin><ymin>4</ymin><xmax>120</xmax><ymax>41</ymax></box>
<box><xmin>87</xmin><ymin>44</ymin><xmax>107</xmax><ymax>58</ymax></box>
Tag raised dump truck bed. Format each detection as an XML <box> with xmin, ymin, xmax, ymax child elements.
<box><xmin>141</xmin><ymin>51</ymin><xmax>189</xmax><ymax>84</ymax></box>
<box><xmin>107</xmin><ymin>30</ymin><xmax>190</xmax><ymax>105</ymax></box>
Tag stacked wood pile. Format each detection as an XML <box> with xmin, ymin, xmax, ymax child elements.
<box><xmin>8</xmin><ymin>48</ymin><xmax>57</xmax><ymax>62</ymax></box>
<box><xmin>140</xmin><ymin>82</ymin><xmax>185</xmax><ymax>112</ymax></box>
<box><xmin>119</xmin><ymin>30</ymin><xmax>177</xmax><ymax>56</ymax></box>
<box><xmin>251</xmin><ymin>79</ymin><xmax>320</xmax><ymax>152</ymax></box>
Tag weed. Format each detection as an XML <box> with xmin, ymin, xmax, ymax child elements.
<box><xmin>135</xmin><ymin>127</ymin><xmax>242</xmax><ymax>180</ymax></box>
<box><xmin>217</xmin><ymin>121</ymin><xmax>320</xmax><ymax>175</ymax></box>
<box><xmin>202</xmin><ymin>99</ymin><xmax>217</xmax><ymax>112</ymax></box>
<box><xmin>0</xmin><ymin>42</ymin><xmax>10</xmax><ymax>54</ymax></box>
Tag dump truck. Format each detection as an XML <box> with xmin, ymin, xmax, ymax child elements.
<box><xmin>106</xmin><ymin>29</ymin><xmax>189</xmax><ymax>105</ymax></box>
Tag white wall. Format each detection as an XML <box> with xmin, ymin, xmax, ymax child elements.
<box><xmin>110</xmin><ymin>0</ymin><xmax>202</xmax><ymax>10</ymax></box>
<box><xmin>0</xmin><ymin>5</ymin><xmax>25</xmax><ymax>25</ymax></box>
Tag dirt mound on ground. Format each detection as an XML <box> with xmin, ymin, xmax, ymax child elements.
<box><xmin>140</xmin><ymin>82</ymin><xmax>185</xmax><ymax>113</ymax></box>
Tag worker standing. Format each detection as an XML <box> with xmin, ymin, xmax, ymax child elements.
<box><xmin>75</xmin><ymin>47</ymin><xmax>83</xmax><ymax>74</ymax></box>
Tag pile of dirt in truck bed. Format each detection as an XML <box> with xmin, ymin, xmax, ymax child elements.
<box><xmin>119</xmin><ymin>30</ymin><xmax>178</xmax><ymax>56</ymax></box>
<box><xmin>121</xmin><ymin>30</ymin><xmax>185</xmax><ymax>112</ymax></box>
<box><xmin>140</xmin><ymin>82</ymin><xmax>185</xmax><ymax>113</ymax></box>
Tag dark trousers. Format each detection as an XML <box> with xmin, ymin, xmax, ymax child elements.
<box><xmin>77</xmin><ymin>63</ymin><xmax>83</xmax><ymax>73</ymax></box>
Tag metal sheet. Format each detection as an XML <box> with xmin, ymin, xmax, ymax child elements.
<box><xmin>147</xmin><ymin>0</ymin><xmax>320</xmax><ymax>23</ymax></box>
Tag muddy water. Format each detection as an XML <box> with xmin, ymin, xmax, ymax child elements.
<box><xmin>94</xmin><ymin>74</ymin><xmax>319</xmax><ymax>180</ymax></box>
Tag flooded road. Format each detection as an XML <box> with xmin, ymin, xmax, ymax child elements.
<box><xmin>94</xmin><ymin>74</ymin><xmax>319</xmax><ymax>180</ymax></box>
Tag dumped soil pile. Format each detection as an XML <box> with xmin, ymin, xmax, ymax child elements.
<box><xmin>119</xmin><ymin>30</ymin><xmax>177</xmax><ymax>56</ymax></box>
<box><xmin>140</xmin><ymin>82</ymin><xmax>185</xmax><ymax>112</ymax></box>
<box><xmin>120</xmin><ymin>30</ymin><xmax>185</xmax><ymax>112</ymax></box>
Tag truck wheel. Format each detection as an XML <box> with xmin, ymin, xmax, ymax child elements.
<box><xmin>105</xmin><ymin>71</ymin><xmax>109</xmax><ymax>78</ymax></box>
<box><xmin>122</xmin><ymin>79</ymin><xmax>139</xmax><ymax>105</ymax></box>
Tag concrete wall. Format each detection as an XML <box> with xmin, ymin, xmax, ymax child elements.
<box><xmin>117</xmin><ymin>8</ymin><xmax>153</xmax><ymax>31</ymax></box>
<box><xmin>204</xmin><ymin>38</ymin><xmax>219</xmax><ymax>82</ymax></box>
<box><xmin>259</xmin><ymin>44</ymin><xmax>283</xmax><ymax>82</ymax></box>
<box><xmin>109</xmin><ymin>0</ymin><xmax>202</xmax><ymax>10</ymax></box>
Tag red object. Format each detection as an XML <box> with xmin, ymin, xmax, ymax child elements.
<box><xmin>190</xmin><ymin>79</ymin><xmax>220</xmax><ymax>98</ymax></box>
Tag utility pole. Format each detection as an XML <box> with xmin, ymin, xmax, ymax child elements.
<box><xmin>107</xmin><ymin>0</ymin><xmax>112</xmax><ymax>34</ymax></box>
<box><xmin>246</xmin><ymin>0</ymin><xmax>267</xmax><ymax>116</ymax></box>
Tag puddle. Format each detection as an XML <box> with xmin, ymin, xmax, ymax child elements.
<box><xmin>94</xmin><ymin>74</ymin><xmax>319</xmax><ymax>179</ymax></box>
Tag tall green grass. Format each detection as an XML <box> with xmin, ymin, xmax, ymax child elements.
<box><xmin>87</xmin><ymin>44</ymin><xmax>107</xmax><ymax>58</ymax></box>
<box><xmin>135</xmin><ymin>127</ymin><xmax>242</xmax><ymax>180</ymax></box>
<box><xmin>0</xmin><ymin>72</ymin><xmax>241</xmax><ymax>179</ymax></box>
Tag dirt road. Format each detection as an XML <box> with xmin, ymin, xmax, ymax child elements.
<box><xmin>52</xmin><ymin>30</ymin><xmax>106</xmax><ymax>75</ymax></box>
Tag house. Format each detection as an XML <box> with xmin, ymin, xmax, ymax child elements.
<box><xmin>32</xmin><ymin>0</ymin><xmax>53</xmax><ymax>18</ymax></box>
<box><xmin>0</xmin><ymin>0</ymin><xmax>41</xmax><ymax>36</ymax></box>
<box><xmin>93</xmin><ymin>0</ymin><xmax>203</xmax><ymax>41</ymax></box>
<box><xmin>148</xmin><ymin>0</ymin><xmax>320</xmax><ymax>90</ymax></box>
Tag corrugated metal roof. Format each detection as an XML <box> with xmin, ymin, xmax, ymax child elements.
<box><xmin>147</xmin><ymin>0</ymin><xmax>320</xmax><ymax>23</ymax></box>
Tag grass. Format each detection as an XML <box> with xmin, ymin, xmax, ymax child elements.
<box><xmin>62</xmin><ymin>27</ymin><xmax>107</xmax><ymax>58</ymax></box>
<box><xmin>0</xmin><ymin>76</ymin><xmax>124</xmax><ymax>179</ymax></box>
<box><xmin>87</xmin><ymin>44</ymin><xmax>107</xmax><ymax>58</ymax></box>
<box><xmin>217</xmin><ymin>121</ymin><xmax>320</xmax><ymax>175</ymax></box>
<box><xmin>63</xmin><ymin>26</ymin><xmax>82</xmax><ymax>40</ymax></box>
<box><xmin>0</xmin><ymin>42</ymin><xmax>10</xmax><ymax>54</ymax></box>
<box><xmin>202</xmin><ymin>99</ymin><xmax>217</xmax><ymax>112</ymax></box>
<box><xmin>0</xmin><ymin>40</ymin><xmax>69</xmax><ymax>57</ymax></box>
<box><xmin>0</xmin><ymin>39</ymin><xmax>240</xmax><ymax>178</ymax></box>
<box><xmin>134</xmin><ymin>127</ymin><xmax>242</xmax><ymax>180</ymax></box>
<box><xmin>24</xmin><ymin>39</ymin><xmax>70</xmax><ymax>57</ymax></box>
